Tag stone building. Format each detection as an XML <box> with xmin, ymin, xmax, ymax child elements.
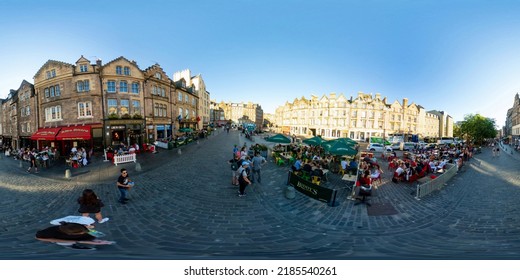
<box><xmin>217</xmin><ymin>101</ymin><xmax>264</xmax><ymax>131</ymax></box>
<box><xmin>173</xmin><ymin>69</ymin><xmax>209</xmax><ymax>130</ymax></box>
<box><xmin>143</xmin><ymin>63</ymin><xmax>174</xmax><ymax>142</ymax></box>
<box><xmin>0</xmin><ymin>55</ymin><xmax>209</xmax><ymax>153</ymax></box>
<box><xmin>15</xmin><ymin>80</ymin><xmax>37</xmax><ymax>148</ymax></box>
<box><xmin>33</xmin><ymin>57</ymin><xmax>104</xmax><ymax>153</ymax></box>
<box><xmin>505</xmin><ymin>93</ymin><xmax>520</xmax><ymax>145</ymax></box>
<box><xmin>274</xmin><ymin>92</ymin><xmax>452</xmax><ymax>142</ymax></box>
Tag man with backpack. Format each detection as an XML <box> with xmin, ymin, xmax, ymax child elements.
<box><xmin>237</xmin><ymin>161</ymin><xmax>252</xmax><ymax>197</ymax></box>
<box><xmin>229</xmin><ymin>154</ymin><xmax>243</xmax><ymax>186</ymax></box>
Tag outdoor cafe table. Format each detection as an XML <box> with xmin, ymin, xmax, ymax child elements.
<box><xmin>342</xmin><ymin>174</ymin><xmax>357</xmax><ymax>193</ymax></box>
<box><xmin>280</xmin><ymin>152</ymin><xmax>292</xmax><ymax>162</ymax></box>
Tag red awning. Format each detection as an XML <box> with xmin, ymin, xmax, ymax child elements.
<box><xmin>56</xmin><ymin>125</ymin><xmax>92</xmax><ymax>141</ymax></box>
<box><xmin>30</xmin><ymin>127</ymin><xmax>61</xmax><ymax>141</ymax></box>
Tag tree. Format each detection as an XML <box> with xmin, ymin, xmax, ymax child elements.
<box><xmin>459</xmin><ymin>114</ymin><xmax>497</xmax><ymax>145</ymax></box>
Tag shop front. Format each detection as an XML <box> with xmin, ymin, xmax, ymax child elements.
<box><xmin>105</xmin><ymin>119</ymin><xmax>145</xmax><ymax>149</ymax></box>
<box><xmin>55</xmin><ymin>125</ymin><xmax>95</xmax><ymax>156</ymax></box>
<box><xmin>30</xmin><ymin>127</ymin><xmax>62</xmax><ymax>150</ymax></box>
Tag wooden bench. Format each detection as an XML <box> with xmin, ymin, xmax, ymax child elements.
<box><xmin>113</xmin><ymin>153</ymin><xmax>136</xmax><ymax>166</ymax></box>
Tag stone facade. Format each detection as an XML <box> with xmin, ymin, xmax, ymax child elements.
<box><xmin>273</xmin><ymin>92</ymin><xmax>453</xmax><ymax>142</ymax></box>
<box><xmin>217</xmin><ymin>101</ymin><xmax>264</xmax><ymax>131</ymax></box>
<box><xmin>2</xmin><ymin>55</ymin><xmax>208</xmax><ymax>150</ymax></box>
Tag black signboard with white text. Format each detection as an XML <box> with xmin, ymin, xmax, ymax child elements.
<box><xmin>287</xmin><ymin>172</ymin><xmax>338</xmax><ymax>206</ymax></box>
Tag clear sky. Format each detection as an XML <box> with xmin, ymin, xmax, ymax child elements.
<box><xmin>1</xmin><ymin>0</ymin><xmax>520</xmax><ymax>126</ymax></box>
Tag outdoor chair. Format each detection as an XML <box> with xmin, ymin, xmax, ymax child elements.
<box><xmin>355</xmin><ymin>185</ymin><xmax>372</xmax><ymax>206</ymax></box>
<box><xmin>311</xmin><ymin>175</ymin><xmax>321</xmax><ymax>185</ymax></box>
<box><xmin>301</xmin><ymin>170</ymin><xmax>311</xmax><ymax>181</ymax></box>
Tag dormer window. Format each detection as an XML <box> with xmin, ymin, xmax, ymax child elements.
<box><xmin>46</xmin><ymin>69</ymin><xmax>56</xmax><ymax>79</ymax></box>
<box><xmin>80</xmin><ymin>64</ymin><xmax>88</xmax><ymax>72</ymax></box>
<box><xmin>155</xmin><ymin>72</ymin><xmax>162</xmax><ymax>80</ymax></box>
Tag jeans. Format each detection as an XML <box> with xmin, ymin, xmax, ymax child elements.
<box><xmin>118</xmin><ymin>187</ymin><xmax>129</xmax><ymax>202</ymax></box>
<box><xmin>251</xmin><ymin>169</ymin><xmax>261</xmax><ymax>183</ymax></box>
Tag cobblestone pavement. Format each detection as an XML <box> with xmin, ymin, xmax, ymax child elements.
<box><xmin>1</xmin><ymin>130</ymin><xmax>520</xmax><ymax>259</ymax></box>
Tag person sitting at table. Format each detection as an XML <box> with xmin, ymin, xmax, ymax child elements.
<box><xmin>393</xmin><ymin>163</ymin><xmax>405</xmax><ymax>183</ymax></box>
<box><xmin>429</xmin><ymin>160</ymin><xmax>438</xmax><ymax>173</ymax></box>
<box><xmin>291</xmin><ymin>157</ymin><xmax>302</xmax><ymax>172</ymax></box>
<box><xmin>302</xmin><ymin>159</ymin><xmax>313</xmax><ymax>173</ymax></box>
<box><xmin>437</xmin><ymin>159</ymin><xmax>448</xmax><ymax>170</ymax></box>
<box><xmin>81</xmin><ymin>156</ymin><xmax>88</xmax><ymax>167</ymax></box>
<box><xmin>340</xmin><ymin>158</ymin><xmax>349</xmax><ymax>173</ymax></box>
<box><xmin>311</xmin><ymin>163</ymin><xmax>324</xmax><ymax>178</ymax></box>
<box><xmin>347</xmin><ymin>159</ymin><xmax>358</xmax><ymax>175</ymax></box>
<box><xmin>41</xmin><ymin>152</ymin><xmax>50</xmax><ymax>168</ymax></box>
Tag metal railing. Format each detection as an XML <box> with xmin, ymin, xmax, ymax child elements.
<box><xmin>415</xmin><ymin>163</ymin><xmax>457</xmax><ymax>199</ymax></box>
<box><xmin>113</xmin><ymin>153</ymin><xmax>137</xmax><ymax>166</ymax></box>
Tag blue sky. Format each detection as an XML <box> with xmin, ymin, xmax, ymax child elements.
<box><xmin>1</xmin><ymin>0</ymin><xmax>520</xmax><ymax>126</ymax></box>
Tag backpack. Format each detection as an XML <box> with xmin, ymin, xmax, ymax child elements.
<box><xmin>231</xmin><ymin>160</ymin><xmax>239</xmax><ymax>171</ymax></box>
<box><xmin>238</xmin><ymin>168</ymin><xmax>250</xmax><ymax>183</ymax></box>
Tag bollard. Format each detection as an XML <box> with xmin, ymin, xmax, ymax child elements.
<box><xmin>285</xmin><ymin>186</ymin><xmax>296</xmax><ymax>199</ymax></box>
<box><xmin>178</xmin><ymin>149</ymin><xmax>182</xmax><ymax>155</ymax></box>
<box><xmin>65</xmin><ymin>169</ymin><xmax>71</xmax><ymax>179</ymax></box>
<box><xmin>197</xmin><ymin>140</ymin><xmax>200</xmax><ymax>145</ymax></box>
<box><xmin>19</xmin><ymin>161</ymin><xmax>23</xmax><ymax>168</ymax></box>
<box><xmin>135</xmin><ymin>162</ymin><xmax>142</xmax><ymax>172</ymax></box>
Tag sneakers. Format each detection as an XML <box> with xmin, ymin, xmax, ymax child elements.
<box><xmin>238</xmin><ymin>194</ymin><xmax>246</xmax><ymax>197</ymax></box>
<box><xmin>98</xmin><ymin>217</ymin><xmax>109</xmax><ymax>224</ymax></box>
<box><xmin>124</xmin><ymin>198</ymin><xmax>130</xmax><ymax>201</ymax></box>
<box><xmin>119</xmin><ymin>200</ymin><xmax>127</xmax><ymax>204</ymax></box>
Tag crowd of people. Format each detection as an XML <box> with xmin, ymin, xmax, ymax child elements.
<box><xmin>385</xmin><ymin>143</ymin><xmax>475</xmax><ymax>183</ymax></box>
<box><xmin>2</xmin><ymin>145</ymin><xmax>59</xmax><ymax>172</ymax></box>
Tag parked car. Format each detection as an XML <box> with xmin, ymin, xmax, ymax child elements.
<box><xmin>400</xmin><ymin>142</ymin><xmax>415</xmax><ymax>151</ymax></box>
<box><xmin>390</xmin><ymin>142</ymin><xmax>401</xmax><ymax>151</ymax></box>
<box><xmin>424</xmin><ymin>143</ymin><xmax>437</xmax><ymax>150</ymax></box>
<box><xmin>367</xmin><ymin>143</ymin><xmax>392</xmax><ymax>152</ymax></box>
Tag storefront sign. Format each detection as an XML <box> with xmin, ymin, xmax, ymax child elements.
<box><xmin>111</xmin><ymin>125</ymin><xmax>126</xmax><ymax>130</ymax></box>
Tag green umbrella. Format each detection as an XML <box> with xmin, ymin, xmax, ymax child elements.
<box><xmin>265</xmin><ymin>133</ymin><xmax>291</xmax><ymax>144</ymax></box>
<box><xmin>322</xmin><ymin>138</ymin><xmax>358</xmax><ymax>156</ymax></box>
<box><xmin>178</xmin><ymin>128</ymin><xmax>193</xmax><ymax>132</ymax></box>
<box><xmin>303</xmin><ymin>135</ymin><xmax>325</xmax><ymax>146</ymax></box>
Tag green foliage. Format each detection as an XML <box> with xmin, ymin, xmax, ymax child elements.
<box><xmin>132</xmin><ymin>113</ymin><xmax>143</xmax><ymax>119</ymax></box>
<box><xmin>121</xmin><ymin>113</ymin><xmax>131</xmax><ymax>119</ymax></box>
<box><xmin>459</xmin><ymin>114</ymin><xmax>497</xmax><ymax>144</ymax></box>
<box><xmin>108</xmin><ymin>113</ymin><xmax>119</xmax><ymax>119</ymax></box>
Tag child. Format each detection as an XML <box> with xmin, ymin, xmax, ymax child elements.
<box><xmin>77</xmin><ymin>189</ymin><xmax>109</xmax><ymax>223</ymax></box>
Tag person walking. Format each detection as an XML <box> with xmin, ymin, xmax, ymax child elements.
<box><xmin>238</xmin><ymin>162</ymin><xmax>252</xmax><ymax>197</ymax></box>
<box><xmin>250</xmin><ymin>151</ymin><xmax>266</xmax><ymax>184</ymax></box>
<box><xmin>27</xmin><ymin>151</ymin><xmax>38</xmax><ymax>173</ymax></box>
<box><xmin>116</xmin><ymin>168</ymin><xmax>133</xmax><ymax>204</ymax></box>
<box><xmin>77</xmin><ymin>189</ymin><xmax>109</xmax><ymax>223</ymax></box>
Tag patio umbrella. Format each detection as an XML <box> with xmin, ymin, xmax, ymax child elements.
<box><xmin>302</xmin><ymin>135</ymin><xmax>325</xmax><ymax>146</ymax></box>
<box><xmin>322</xmin><ymin>139</ymin><xmax>358</xmax><ymax>156</ymax></box>
<box><xmin>178</xmin><ymin>128</ymin><xmax>193</xmax><ymax>133</ymax></box>
<box><xmin>265</xmin><ymin>133</ymin><xmax>291</xmax><ymax>144</ymax></box>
